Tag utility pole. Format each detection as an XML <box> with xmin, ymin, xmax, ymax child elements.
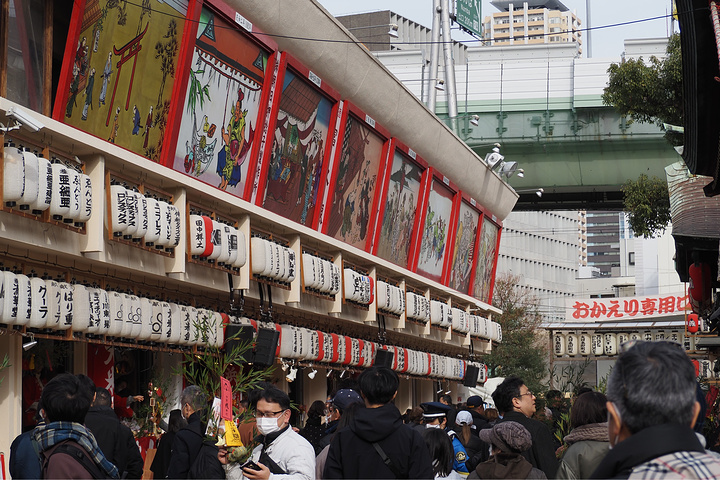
<box><xmin>440</xmin><ymin>0</ymin><xmax>458</xmax><ymax>133</ymax></box>
<box><xmin>427</xmin><ymin>0</ymin><xmax>442</xmax><ymax>112</ymax></box>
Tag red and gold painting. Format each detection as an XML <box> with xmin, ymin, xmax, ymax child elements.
<box><xmin>55</xmin><ymin>0</ymin><xmax>193</xmax><ymax>161</ymax></box>
<box><xmin>473</xmin><ymin>217</ymin><xmax>500</xmax><ymax>303</ymax></box>
<box><xmin>416</xmin><ymin>178</ymin><xmax>456</xmax><ymax>284</ymax></box>
<box><xmin>448</xmin><ymin>200</ymin><xmax>480</xmax><ymax>294</ymax></box>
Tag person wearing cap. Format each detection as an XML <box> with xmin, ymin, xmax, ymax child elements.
<box><xmin>492</xmin><ymin>377</ymin><xmax>558</xmax><ymax>478</ymax></box>
<box><xmin>317</xmin><ymin>388</ymin><xmax>364</xmax><ymax>451</ymax></box>
<box><xmin>590</xmin><ymin>341</ymin><xmax>720</xmax><ymax>479</ymax></box>
<box><xmin>324</xmin><ymin>366</ymin><xmax>433</xmax><ymax>479</ymax></box>
<box><xmin>465</xmin><ymin>395</ymin><xmax>491</xmax><ymax>433</ymax></box>
<box><xmin>469</xmin><ymin>421</ymin><xmax>547</xmax><ymax>479</ymax></box>
<box><xmin>455</xmin><ymin>410</ymin><xmax>491</xmax><ymax>471</ymax></box>
<box><xmin>422</xmin><ymin>401</ymin><xmax>470</xmax><ymax>474</ymax></box>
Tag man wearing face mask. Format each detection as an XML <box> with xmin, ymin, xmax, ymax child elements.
<box><xmin>421</xmin><ymin>401</ymin><xmax>470</xmax><ymax>474</ymax></box>
<box><xmin>590</xmin><ymin>341</ymin><xmax>720</xmax><ymax>479</ymax></box>
<box><xmin>166</xmin><ymin>385</ymin><xmax>208</xmax><ymax>479</ymax></box>
<box><xmin>240</xmin><ymin>386</ymin><xmax>315</xmax><ymax>480</ymax></box>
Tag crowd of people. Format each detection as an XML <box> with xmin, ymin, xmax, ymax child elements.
<box><xmin>9</xmin><ymin>341</ymin><xmax>720</xmax><ymax>479</ymax></box>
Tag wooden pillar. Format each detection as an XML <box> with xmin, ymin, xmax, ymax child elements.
<box><xmin>43</xmin><ymin>0</ymin><xmax>53</xmax><ymax>116</ymax></box>
<box><xmin>0</xmin><ymin>0</ymin><xmax>8</xmax><ymax>97</ymax></box>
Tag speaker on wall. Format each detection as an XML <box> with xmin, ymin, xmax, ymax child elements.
<box><xmin>463</xmin><ymin>365</ymin><xmax>480</xmax><ymax>387</ymax></box>
<box><xmin>374</xmin><ymin>349</ymin><xmax>394</xmax><ymax>369</ymax></box>
<box><xmin>253</xmin><ymin>328</ymin><xmax>280</xmax><ymax>367</ymax></box>
<box><xmin>224</xmin><ymin>325</ymin><xmax>256</xmax><ymax>363</ymax></box>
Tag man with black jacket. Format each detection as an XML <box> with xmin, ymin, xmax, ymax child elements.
<box><xmin>493</xmin><ymin>376</ymin><xmax>558</xmax><ymax>479</ymax></box>
<box><xmin>85</xmin><ymin>387</ymin><xmax>144</xmax><ymax>479</ymax></box>
<box><xmin>324</xmin><ymin>366</ymin><xmax>433</xmax><ymax>479</ymax></box>
<box><xmin>166</xmin><ymin>385</ymin><xmax>208</xmax><ymax>479</ymax></box>
<box><xmin>464</xmin><ymin>395</ymin><xmax>490</xmax><ymax>433</ymax></box>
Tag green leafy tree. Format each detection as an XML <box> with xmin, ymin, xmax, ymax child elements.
<box><xmin>485</xmin><ymin>273</ymin><xmax>548</xmax><ymax>395</ymax></box>
<box><xmin>622</xmin><ymin>173</ymin><xmax>671</xmax><ymax>238</ymax></box>
<box><xmin>602</xmin><ymin>33</ymin><xmax>683</xmax><ymax>145</ymax></box>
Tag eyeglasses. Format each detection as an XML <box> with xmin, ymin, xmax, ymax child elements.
<box><xmin>255</xmin><ymin>409</ymin><xmax>287</xmax><ymax>419</ymax></box>
<box><xmin>517</xmin><ymin>391</ymin><xmax>534</xmax><ymax>398</ymax></box>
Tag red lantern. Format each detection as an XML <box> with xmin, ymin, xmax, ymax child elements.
<box><xmin>687</xmin><ymin>313</ymin><xmax>700</xmax><ymax>333</ymax></box>
<box><xmin>691</xmin><ymin>358</ymin><xmax>700</xmax><ymax>377</ymax></box>
<box><xmin>689</xmin><ymin>262</ymin><xmax>712</xmax><ymax>314</ymax></box>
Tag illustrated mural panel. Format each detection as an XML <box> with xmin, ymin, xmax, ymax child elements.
<box><xmin>261</xmin><ymin>70</ymin><xmax>333</xmax><ymax>226</ymax></box>
<box><xmin>416</xmin><ymin>179</ymin><xmax>455</xmax><ymax>283</ymax></box>
<box><xmin>473</xmin><ymin>217</ymin><xmax>500</xmax><ymax>303</ymax></box>
<box><xmin>448</xmin><ymin>201</ymin><xmax>479</xmax><ymax>293</ymax></box>
<box><xmin>171</xmin><ymin>7</ymin><xmax>269</xmax><ymax>198</ymax></box>
<box><xmin>326</xmin><ymin>116</ymin><xmax>384</xmax><ymax>250</ymax></box>
<box><xmin>58</xmin><ymin>0</ymin><xmax>189</xmax><ymax>161</ymax></box>
<box><xmin>376</xmin><ymin>151</ymin><xmax>423</xmax><ymax>267</ymax></box>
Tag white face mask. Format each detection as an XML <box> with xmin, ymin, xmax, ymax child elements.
<box><xmin>325</xmin><ymin>415</ymin><xmax>332</xmax><ymax>425</ymax></box>
<box><xmin>257</xmin><ymin>416</ymin><xmax>282</xmax><ymax>435</ymax></box>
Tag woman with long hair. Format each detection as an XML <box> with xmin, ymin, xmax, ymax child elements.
<box><xmin>300</xmin><ymin>400</ymin><xmax>328</xmax><ymax>455</ymax></box>
<box><xmin>556</xmin><ymin>391</ymin><xmax>609</xmax><ymax>480</ymax></box>
<box><xmin>150</xmin><ymin>409</ymin><xmax>187</xmax><ymax>479</ymax></box>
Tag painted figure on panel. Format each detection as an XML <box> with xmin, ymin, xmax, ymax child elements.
<box><xmin>449</xmin><ymin>204</ymin><xmax>479</xmax><ymax>293</ymax></box>
<box><xmin>171</xmin><ymin>7</ymin><xmax>267</xmax><ymax>198</ymax></box>
<box><xmin>262</xmin><ymin>70</ymin><xmax>333</xmax><ymax>227</ymax></box>
<box><xmin>416</xmin><ymin>181</ymin><xmax>454</xmax><ymax>283</ymax></box>
<box><xmin>473</xmin><ymin>218</ymin><xmax>499</xmax><ymax>303</ymax></box>
<box><xmin>376</xmin><ymin>153</ymin><xmax>423</xmax><ymax>267</ymax></box>
<box><xmin>326</xmin><ymin>116</ymin><xmax>384</xmax><ymax>249</ymax></box>
<box><xmin>59</xmin><ymin>0</ymin><xmax>185</xmax><ymax>161</ymax></box>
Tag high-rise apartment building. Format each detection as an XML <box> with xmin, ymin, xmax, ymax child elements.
<box><xmin>483</xmin><ymin>0</ymin><xmax>582</xmax><ymax>52</ymax></box>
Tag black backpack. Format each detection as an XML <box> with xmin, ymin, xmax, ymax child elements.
<box><xmin>42</xmin><ymin>441</ymin><xmax>115</xmax><ymax>479</ymax></box>
<box><xmin>188</xmin><ymin>439</ymin><xmax>225</xmax><ymax>479</ymax></box>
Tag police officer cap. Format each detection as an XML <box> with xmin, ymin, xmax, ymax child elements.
<box><xmin>420</xmin><ymin>401</ymin><xmax>451</xmax><ymax>418</ymax></box>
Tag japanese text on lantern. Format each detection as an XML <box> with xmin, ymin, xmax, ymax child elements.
<box><xmin>568</xmin><ymin>294</ymin><xmax>691</xmax><ymax>321</ymax></box>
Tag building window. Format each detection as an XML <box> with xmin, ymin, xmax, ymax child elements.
<box><xmin>628</xmin><ymin>252</ymin><xmax>635</xmax><ymax>265</ymax></box>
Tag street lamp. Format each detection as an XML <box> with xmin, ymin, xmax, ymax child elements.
<box><xmin>346</xmin><ymin>23</ymin><xmax>399</xmax><ymax>38</ymax></box>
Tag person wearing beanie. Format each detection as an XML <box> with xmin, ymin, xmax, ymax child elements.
<box><xmin>469</xmin><ymin>422</ymin><xmax>547</xmax><ymax>479</ymax></box>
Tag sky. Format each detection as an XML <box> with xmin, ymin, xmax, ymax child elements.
<box><xmin>315</xmin><ymin>0</ymin><xmax>675</xmax><ymax>59</ymax></box>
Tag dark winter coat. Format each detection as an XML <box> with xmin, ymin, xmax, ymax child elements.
<box><xmin>469</xmin><ymin>452</ymin><xmax>547</xmax><ymax>479</ymax></box>
<box><xmin>84</xmin><ymin>406</ymin><xmax>144</xmax><ymax>479</ymax></box>
<box><xmin>166</xmin><ymin>411</ymin><xmax>205</xmax><ymax>479</ymax></box>
<box><xmin>324</xmin><ymin>403</ymin><xmax>434</xmax><ymax>479</ymax></box>
<box><xmin>299</xmin><ymin>416</ymin><xmax>326</xmax><ymax>455</ymax></box>
<box><xmin>150</xmin><ymin>430</ymin><xmax>176</xmax><ymax>480</ymax></box>
<box><xmin>496</xmin><ymin>411</ymin><xmax>558</xmax><ymax>479</ymax></box>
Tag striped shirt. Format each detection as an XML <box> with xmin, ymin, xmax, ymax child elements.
<box><xmin>629</xmin><ymin>450</ymin><xmax>720</xmax><ymax>479</ymax></box>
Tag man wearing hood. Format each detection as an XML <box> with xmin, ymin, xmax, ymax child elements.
<box><xmin>324</xmin><ymin>366</ymin><xmax>433</xmax><ymax>479</ymax></box>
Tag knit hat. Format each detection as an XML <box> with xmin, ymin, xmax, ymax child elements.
<box><xmin>478</xmin><ymin>421</ymin><xmax>532</xmax><ymax>453</ymax></box>
<box><xmin>466</xmin><ymin>395</ymin><xmax>484</xmax><ymax>408</ymax></box>
<box><xmin>332</xmin><ymin>389</ymin><xmax>363</xmax><ymax>411</ymax></box>
<box><xmin>455</xmin><ymin>410</ymin><xmax>474</xmax><ymax>426</ymax></box>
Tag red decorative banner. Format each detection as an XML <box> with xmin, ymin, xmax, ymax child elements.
<box><xmin>220</xmin><ymin>376</ymin><xmax>232</xmax><ymax>420</ymax></box>
<box><xmin>567</xmin><ymin>294</ymin><xmax>691</xmax><ymax>322</ymax></box>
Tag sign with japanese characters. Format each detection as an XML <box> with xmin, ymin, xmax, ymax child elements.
<box><xmin>566</xmin><ymin>294</ymin><xmax>691</xmax><ymax>322</ymax></box>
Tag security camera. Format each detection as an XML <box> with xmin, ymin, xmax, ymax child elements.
<box><xmin>7</xmin><ymin>106</ymin><xmax>45</xmax><ymax>132</ymax></box>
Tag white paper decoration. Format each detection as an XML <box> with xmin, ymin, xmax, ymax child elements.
<box><xmin>554</xmin><ymin>333</ymin><xmax>566</xmax><ymax>356</ymax></box>
<box><xmin>107</xmin><ymin>291</ymin><xmax>125</xmax><ymax>337</ymax></box>
<box><xmin>15</xmin><ymin>273</ymin><xmax>31</xmax><ymax>326</ymax></box>
<box><xmin>3</xmin><ymin>143</ymin><xmax>24</xmax><ymax>205</ymax></box>
<box><xmin>132</xmin><ymin>192</ymin><xmax>147</xmax><ymax>239</ymax></box>
<box><xmin>30</xmin><ymin>155</ymin><xmax>53</xmax><ymax>214</ymax></box>
<box><xmin>86</xmin><ymin>287</ymin><xmax>101</xmax><ymax>334</ymax></box>
<box><xmin>406</xmin><ymin>292</ymin><xmax>430</xmax><ymax>323</ymax></box>
<box><xmin>149</xmin><ymin>300</ymin><xmax>164</xmax><ymax>342</ymax></box>
<box><xmin>57</xmin><ymin>281</ymin><xmax>74</xmax><ymax>330</ymax></box>
<box><xmin>18</xmin><ymin>148</ymin><xmax>39</xmax><ymax>210</ymax></box>
<box><xmin>343</xmin><ymin>269</ymin><xmax>373</xmax><ymax>304</ymax></box>
<box><xmin>109</xmin><ymin>185</ymin><xmax>129</xmax><ymax>236</ymax></box>
<box><xmin>144</xmin><ymin>197</ymin><xmax>162</xmax><ymax>247</ymax></box>
<box><xmin>604</xmin><ymin>333</ymin><xmax>618</xmax><ymax>356</ymax></box>
<box><xmin>72</xmin><ymin>284</ymin><xmax>90</xmax><ymax>333</ymax></box>
<box><xmin>45</xmin><ymin>279</ymin><xmax>62</xmax><ymax>330</ymax></box>
<box><xmin>430</xmin><ymin>300</ymin><xmax>450</xmax><ymax>327</ymax></box>
<box><xmin>28</xmin><ymin>277</ymin><xmax>48</xmax><ymax>328</ymax></box>
<box><xmin>65</xmin><ymin>167</ymin><xmax>82</xmax><ymax>223</ymax></box>
<box><xmin>592</xmin><ymin>333</ymin><xmax>604</xmax><ymax>355</ymax></box>
<box><xmin>566</xmin><ymin>333</ymin><xmax>578</xmax><ymax>356</ymax></box>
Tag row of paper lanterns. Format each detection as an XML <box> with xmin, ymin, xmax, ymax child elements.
<box><xmin>553</xmin><ymin>330</ymin><xmax>683</xmax><ymax>357</ymax></box>
<box><xmin>109</xmin><ymin>185</ymin><xmax>181</xmax><ymax>250</ymax></box>
<box><xmin>3</xmin><ymin>141</ymin><xmax>92</xmax><ymax>225</ymax></box>
<box><xmin>188</xmin><ymin>214</ymin><xmax>248</xmax><ymax>269</ymax></box>
<box><xmin>249</xmin><ymin>237</ymin><xmax>296</xmax><ymax>283</ymax></box>
<box><xmin>240</xmin><ymin>319</ymin><xmax>486</xmax><ymax>382</ymax></box>
<box><xmin>301</xmin><ymin>253</ymin><xmax>341</xmax><ymax>295</ymax></box>
<box><xmin>0</xmin><ymin>270</ymin><xmax>225</xmax><ymax>346</ymax></box>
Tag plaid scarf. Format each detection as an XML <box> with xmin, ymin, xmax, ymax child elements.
<box><xmin>33</xmin><ymin>421</ymin><xmax>120</xmax><ymax>478</ymax></box>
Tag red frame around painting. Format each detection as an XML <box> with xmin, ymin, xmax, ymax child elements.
<box><xmin>319</xmin><ymin>101</ymin><xmax>392</xmax><ymax>253</ymax></box>
<box><xmin>467</xmin><ymin>212</ymin><xmax>503</xmax><ymax>304</ymax></box>
<box><xmin>370</xmin><ymin>138</ymin><xmax>430</xmax><ymax>268</ymax></box>
<box><xmin>445</xmin><ymin>192</ymin><xmax>486</xmax><ymax>292</ymax></box>
<box><xmin>161</xmin><ymin>0</ymin><xmax>280</xmax><ymax>201</ymax></box>
<box><xmin>53</xmin><ymin>0</ymin><xmax>203</xmax><ymax>158</ymax></box>
<box><xmin>252</xmin><ymin>52</ymin><xmax>342</xmax><ymax>223</ymax></box>
<box><xmin>408</xmin><ymin>168</ymin><xmax>461</xmax><ymax>284</ymax></box>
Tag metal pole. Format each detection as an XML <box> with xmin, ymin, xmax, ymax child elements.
<box><xmin>440</xmin><ymin>0</ymin><xmax>458</xmax><ymax>132</ymax></box>
<box><xmin>585</xmin><ymin>0</ymin><xmax>592</xmax><ymax>58</ymax></box>
<box><xmin>427</xmin><ymin>0</ymin><xmax>441</xmax><ymax>112</ymax></box>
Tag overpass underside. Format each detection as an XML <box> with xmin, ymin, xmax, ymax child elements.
<box><xmin>439</xmin><ymin>106</ymin><xmax>679</xmax><ymax>211</ymax></box>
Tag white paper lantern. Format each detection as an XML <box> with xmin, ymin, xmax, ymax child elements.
<box><xmin>168</xmin><ymin>303</ymin><xmax>182</xmax><ymax>344</ymax></box>
<box><xmin>189</xmin><ymin>306</ymin><xmax>200</xmax><ymax>345</ymax></box>
<box><xmin>18</xmin><ymin>148</ymin><xmax>39</xmax><ymax>210</ymax></box>
<box><xmin>64</xmin><ymin>167</ymin><xmax>82</xmax><ymax>223</ymax></box>
<box><xmin>233</xmin><ymin>230</ymin><xmax>247</xmax><ymax>269</ymax></box>
<box><xmin>188</xmin><ymin>215</ymin><xmax>207</xmax><ymax>256</ymax></box>
<box><xmin>149</xmin><ymin>300</ymin><xmax>164</xmax><ymax>342</ymax></box>
<box><xmin>629</xmin><ymin>332</ymin><xmax>642</xmax><ymax>341</ymax></box>
<box><xmin>44</xmin><ymin>279</ymin><xmax>62</xmax><ymax>330</ymax></box>
<box><xmin>72</xmin><ymin>284</ymin><xmax>90</xmax><ymax>333</ymax></box>
<box><xmin>168</xmin><ymin>204</ymin><xmax>181</xmax><ymax>249</ymax></box>
<box><xmin>617</xmin><ymin>332</ymin><xmax>630</xmax><ymax>347</ymax></box>
<box><xmin>654</xmin><ymin>330</ymin><xmax>666</xmax><ymax>342</ymax></box>
<box><xmin>208</xmin><ymin>221</ymin><xmax>224</xmax><ymax>262</ymax></box>
<box><xmin>604</xmin><ymin>333</ymin><xmax>618</xmax><ymax>356</ymax></box>
<box><xmin>217</xmin><ymin>224</ymin><xmax>233</xmax><ymax>265</ymax></box>
<box><xmin>119</xmin><ymin>293</ymin><xmax>134</xmax><ymax>337</ymax></box>
<box><xmin>85</xmin><ymin>287</ymin><xmax>101</xmax><ymax>334</ymax></box>
<box><xmin>138</xmin><ymin>297</ymin><xmax>154</xmax><ymax>341</ymax></box>
<box><xmin>178</xmin><ymin>305</ymin><xmax>192</xmax><ymax>345</ymax></box>
<box><xmin>578</xmin><ymin>333</ymin><xmax>591</xmax><ymax>355</ymax></box>
<box><xmin>30</xmin><ymin>155</ymin><xmax>53</xmax><ymax>214</ymax></box>
<box><xmin>108</xmin><ymin>185</ymin><xmax>129</xmax><ymax>236</ymax></box>
<box><xmin>27</xmin><ymin>277</ymin><xmax>48</xmax><ymax>328</ymax></box>
<box><xmin>3</xmin><ymin>142</ymin><xmax>25</xmax><ymax>205</ymax></box>
<box><xmin>14</xmin><ymin>273</ymin><xmax>31</xmax><ymax>326</ymax></box>
<box><xmin>73</xmin><ymin>173</ymin><xmax>92</xmax><ymax>225</ymax></box>
<box><xmin>96</xmin><ymin>288</ymin><xmax>110</xmax><ymax>335</ymax></box>
<box><xmin>156</xmin><ymin>201</ymin><xmax>172</xmax><ymax>248</ymax></box>
<box><xmin>128</xmin><ymin>294</ymin><xmax>143</xmax><ymax>338</ymax></box>
<box><xmin>122</xmin><ymin>187</ymin><xmax>138</xmax><ymax>237</ymax></box>
<box><xmin>161</xmin><ymin>301</ymin><xmax>173</xmax><ymax>343</ymax></box>
<box><xmin>56</xmin><ymin>282</ymin><xmax>74</xmax><ymax>331</ymax></box>
<box><xmin>144</xmin><ymin>198</ymin><xmax>162</xmax><ymax>247</ymax></box>
<box><xmin>592</xmin><ymin>333</ymin><xmax>604</xmax><ymax>355</ymax></box>
<box><xmin>132</xmin><ymin>192</ymin><xmax>147</xmax><ymax>239</ymax></box>
<box><xmin>566</xmin><ymin>333</ymin><xmax>578</xmax><ymax>356</ymax></box>
<box><xmin>554</xmin><ymin>332</ymin><xmax>566</xmax><ymax>356</ymax></box>
<box><xmin>107</xmin><ymin>291</ymin><xmax>125</xmax><ymax>337</ymax></box>
<box><xmin>251</xmin><ymin>237</ymin><xmax>268</xmax><ymax>275</ymax></box>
